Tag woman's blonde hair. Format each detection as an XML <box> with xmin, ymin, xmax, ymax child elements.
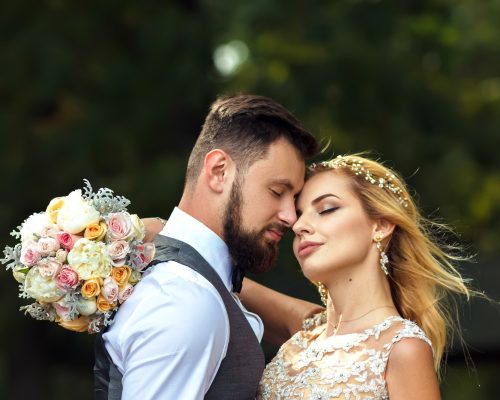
<box><xmin>309</xmin><ymin>154</ymin><xmax>473</xmax><ymax>371</ymax></box>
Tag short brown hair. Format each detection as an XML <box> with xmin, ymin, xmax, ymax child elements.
<box><xmin>185</xmin><ymin>94</ymin><xmax>318</xmax><ymax>185</ymax></box>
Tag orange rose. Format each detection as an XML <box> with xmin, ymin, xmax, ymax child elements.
<box><xmin>96</xmin><ymin>294</ymin><xmax>115</xmax><ymax>313</ymax></box>
<box><xmin>46</xmin><ymin>197</ymin><xmax>65</xmax><ymax>224</ymax></box>
<box><xmin>58</xmin><ymin>316</ymin><xmax>90</xmax><ymax>332</ymax></box>
<box><xmin>84</xmin><ymin>221</ymin><xmax>107</xmax><ymax>241</ymax></box>
<box><xmin>111</xmin><ymin>266</ymin><xmax>132</xmax><ymax>287</ymax></box>
<box><xmin>81</xmin><ymin>278</ymin><xmax>102</xmax><ymax>298</ymax></box>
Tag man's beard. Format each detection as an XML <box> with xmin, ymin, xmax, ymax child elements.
<box><xmin>223</xmin><ymin>181</ymin><xmax>282</xmax><ymax>275</ymax></box>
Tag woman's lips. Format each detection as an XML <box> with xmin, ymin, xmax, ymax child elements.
<box><xmin>297</xmin><ymin>241</ymin><xmax>322</xmax><ymax>257</ymax></box>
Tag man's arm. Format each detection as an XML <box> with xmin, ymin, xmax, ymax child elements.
<box><xmin>239</xmin><ymin>278</ymin><xmax>324</xmax><ymax>345</ymax></box>
<box><xmin>106</xmin><ymin>264</ymin><xmax>229</xmax><ymax>400</ymax></box>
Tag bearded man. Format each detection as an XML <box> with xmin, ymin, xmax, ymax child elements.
<box><xmin>94</xmin><ymin>94</ymin><xmax>318</xmax><ymax>400</ymax></box>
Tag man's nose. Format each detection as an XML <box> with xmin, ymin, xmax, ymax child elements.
<box><xmin>278</xmin><ymin>199</ymin><xmax>298</xmax><ymax>227</ymax></box>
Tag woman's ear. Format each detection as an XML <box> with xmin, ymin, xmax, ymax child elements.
<box><xmin>372</xmin><ymin>219</ymin><xmax>395</xmax><ymax>241</ymax></box>
<box><xmin>203</xmin><ymin>149</ymin><xmax>234</xmax><ymax>193</ymax></box>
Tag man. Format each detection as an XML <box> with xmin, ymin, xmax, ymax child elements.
<box><xmin>94</xmin><ymin>94</ymin><xmax>319</xmax><ymax>399</ymax></box>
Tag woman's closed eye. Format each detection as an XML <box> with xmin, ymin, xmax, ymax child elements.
<box><xmin>319</xmin><ymin>206</ymin><xmax>339</xmax><ymax>215</ymax></box>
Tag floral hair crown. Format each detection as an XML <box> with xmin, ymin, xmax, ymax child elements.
<box><xmin>310</xmin><ymin>156</ymin><xmax>409</xmax><ymax>208</ymax></box>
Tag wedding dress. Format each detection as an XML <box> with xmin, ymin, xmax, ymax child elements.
<box><xmin>257</xmin><ymin>315</ymin><xmax>431</xmax><ymax>399</ymax></box>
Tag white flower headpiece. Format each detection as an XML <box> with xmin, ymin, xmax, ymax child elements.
<box><xmin>311</xmin><ymin>156</ymin><xmax>409</xmax><ymax>208</ymax></box>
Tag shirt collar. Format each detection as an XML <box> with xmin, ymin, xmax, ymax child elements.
<box><xmin>159</xmin><ymin>207</ymin><xmax>233</xmax><ymax>291</ymax></box>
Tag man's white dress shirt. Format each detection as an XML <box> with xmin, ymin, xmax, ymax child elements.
<box><xmin>103</xmin><ymin>207</ymin><xmax>264</xmax><ymax>400</ymax></box>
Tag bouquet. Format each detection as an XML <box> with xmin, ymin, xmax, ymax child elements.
<box><xmin>1</xmin><ymin>180</ymin><xmax>155</xmax><ymax>333</ymax></box>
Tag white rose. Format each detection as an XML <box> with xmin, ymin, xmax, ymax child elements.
<box><xmin>76</xmin><ymin>298</ymin><xmax>97</xmax><ymax>316</ymax></box>
<box><xmin>12</xmin><ymin>265</ymin><xmax>29</xmax><ymax>283</ymax></box>
<box><xmin>24</xmin><ymin>267</ymin><xmax>64</xmax><ymax>303</ymax></box>
<box><xmin>67</xmin><ymin>238</ymin><xmax>112</xmax><ymax>280</ymax></box>
<box><xmin>55</xmin><ymin>249</ymin><xmax>68</xmax><ymax>263</ymax></box>
<box><xmin>130</xmin><ymin>214</ymin><xmax>145</xmax><ymax>241</ymax></box>
<box><xmin>56</xmin><ymin>190</ymin><xmax>100</xmax><ymax>234</ymax></box>
<box><xmin>20</xmin><ymin>213</ymin><xmax>52</xmax><ymax>243</ymax></box>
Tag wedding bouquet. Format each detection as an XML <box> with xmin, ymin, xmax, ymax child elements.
<box><xmin>1</xmin><ymin>180</ymin><xmax>155</xmax><ymax>333</ymax></box>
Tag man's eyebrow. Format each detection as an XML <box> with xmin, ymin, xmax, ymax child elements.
<box><xmin>270</xmin><ymin>179</ymin><xmax>295</xmax><ymax>190</ymax></box>
<box><xmin>311</xmin><ymin>193</ymin><xmax>341</xmax><ymax>205</ymax></box>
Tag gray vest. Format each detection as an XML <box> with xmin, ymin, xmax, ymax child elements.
<box><xmin>94</xmin><ymin>235</ymin><xmax>265</xmax><ymax>399</ymax></box>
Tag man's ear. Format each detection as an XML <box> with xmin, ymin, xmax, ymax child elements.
<box><xmin>203</xmin><ymin>149</ymin><xmax>234</xmax><ymax>193</ymax></box>
<box><xmin>372</xmin><ymin>219</ymin><xmax>395</xmax><ymax>241</ymax></box>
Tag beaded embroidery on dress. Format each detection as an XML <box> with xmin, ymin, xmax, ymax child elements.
<box><xmin>257</xmin><ymin>315</ymin><xmax>431</xmax><ymax>400</ymax></box>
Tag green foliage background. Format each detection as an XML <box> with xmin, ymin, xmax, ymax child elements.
<box><xmin>1</xmin><ymin>1</ymin><xmax>499</xmax><ymax>399</ymax></box>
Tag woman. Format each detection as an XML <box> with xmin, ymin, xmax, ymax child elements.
<box><xmin>144</xmin><ymin>154</ymin><xmax>474</xmax><ymax>398</ymax></box>
<box><xmin>253</xmin><ymin>154</ymin><xmax>473</xmax><ymax>399</ymax></box>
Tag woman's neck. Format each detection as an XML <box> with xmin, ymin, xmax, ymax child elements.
<box><xmin>323</xmin><ymin>266</ymin><xmax>397</xmax><ymax>335</ymax></box>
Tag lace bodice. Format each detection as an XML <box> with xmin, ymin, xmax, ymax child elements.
<box><xmin>257</xmin><ymin>315</ymin><xmax>432</xmax><ymax>400</ymax></box>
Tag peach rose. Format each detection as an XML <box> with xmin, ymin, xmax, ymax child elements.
<box><xmin>81</xmin><ymin>278</ymin><xmax>102</xmax><ymax>298</ymax></box>
<box><xmin>58</xmin><ymin>316</ymin><xmax>89</xmax><ymax>333</ymax></box>
<box><xmin>84</xmin><ymin>221</ymin><xmax>107</xmax><ymax>241</ymax></box>
<box><xmin>96</xmin><ymin>294</ymin><xmax>114</xmax><ymax>313</ymax></box>
<box><xmin>46</xmin><ymin>197</ymin><xmax>65</xmax><ymax>224</ymax></box>
<box><xmin>111</xmin><ymin>266</ymin><xmax>132</xmax><ymax>287</ymax></box>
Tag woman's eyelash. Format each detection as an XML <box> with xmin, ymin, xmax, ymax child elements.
<box><xmin>319</xmin><ymin>207</ymin><xmax>339</xmax><ymax>215</ymax></box>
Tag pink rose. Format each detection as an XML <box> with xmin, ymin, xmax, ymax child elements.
<box><xmin>101</xmin><ymin>277</ymin><xmax>119</xmax><ymax>303</ymax></box>
<box><xmin>118</xmin><ymin>283</ymin><xmax>134</xmax><ymax>304</ymax></box>
<box><xmin>57</xmin><ymin>232</ymin><xmax>82</xmax><ymax>250</ymax></box>
<box><xmin>20</xmin><ymin>242</ymin><xmax>41</xmax><ymax>266</ymax></box>
<box><xmin>133</xmin><ymin>243</ymin><xmax>156</xmax><ymax>271</ymax></box>
<box><xmin>56</xmin><ymin>265</ymin><xmax>79</xmax><ymax>290</ymax></box>
<box><xmin>38</xmin><ymin>258</ymin><xmax>62</xmax><ymax>279</ymax></box>
<box><xmin>108</xmin><ymin>240</ymin><xmax>129</xmax><ymax>266</ymax></box>
<box><xmin>107</xmin><ymin>213</ymin><xmax>133</xmax><ymax>241</ymax></box>
<box><xmin>40</xmin><ymin>224</ymin><xmax>60</xmax><ymax>239</ymax></box>
<box><xmin>37</xmin><ymin>237</ymin><xmax>60</xmax><ymax>256</ymax></box>
<box><xmin>53</xmin><ymin>301</ymin><xmax>72</xmax><ymax>321</ymax></box>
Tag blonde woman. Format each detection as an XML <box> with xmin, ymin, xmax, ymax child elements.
<box><xmin>242</xmin><ymin>154</ymin><xmax>475</xmax><ymax>400</ymax></box>
<box><xmin>144</xmin><ymin>154</ymin><xmax>475</xmax><ymax>399</ymax></box>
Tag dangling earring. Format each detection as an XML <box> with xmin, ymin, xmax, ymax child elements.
<box><xmin>374</xmin><ymin>234</ymin><xmax>389</xmax><ymax>276</ymax></box>
<box><xmin>317</xmin><ymin>282</ymin><xmax>328</xmax><ymax>306</ymax></box>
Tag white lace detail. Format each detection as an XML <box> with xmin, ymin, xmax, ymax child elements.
<box><xmin>257</xmin><ymin>316</ymin><xmax>431</xmax><ymax>400</ymax></box>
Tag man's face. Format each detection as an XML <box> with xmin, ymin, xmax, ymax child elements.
<box><xmin>223</xmin><ymin>138</ymin><xmax>305</xmax><ymax>274</ymax></box>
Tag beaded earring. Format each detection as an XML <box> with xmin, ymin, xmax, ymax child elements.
<box><xmin>374</xmin><ymin>234</ymin><xmax>389</xmax><ymax>276</ymax></box>
<box><xmin>317</xmin><ymin>282</ymin><xmax>328</xmax><ymax>306</ymax></box>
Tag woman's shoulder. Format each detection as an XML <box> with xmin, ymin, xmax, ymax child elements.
<box><xmin>380</xmin><ymin>316</ymin><xmax>433</xmax><ymax>357</ymax></box>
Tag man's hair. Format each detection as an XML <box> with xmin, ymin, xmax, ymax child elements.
<box><xmin>185</xmin><ymin>94</ymin><xmax>318</xmax><ymax>186</ymax></box>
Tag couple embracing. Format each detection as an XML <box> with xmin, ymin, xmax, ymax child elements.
<box><xmin>95</xmin><ymin>94</ymin><xmax>470</xmax><ymax>399</ymax></box>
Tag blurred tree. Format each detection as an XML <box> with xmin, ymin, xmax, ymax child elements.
<box><xmin>0</xmin><ymin>0</ymin><xmax>498</xmax><ymax>399</ymax></box>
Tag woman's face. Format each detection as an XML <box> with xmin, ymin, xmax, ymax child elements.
<box><xmin>293</xmin><ymin>170</ymin><xmax>378</xmax><ymax>282</ymax></box>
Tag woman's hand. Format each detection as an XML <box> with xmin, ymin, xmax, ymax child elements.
<box><xmin>141</xmin><ymin>217</ymin><xmax>167</xmax><ymax>242</ymax></box>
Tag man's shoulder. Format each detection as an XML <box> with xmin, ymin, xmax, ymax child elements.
<box><xmin>111</xmin><ymin>261</ymin><xmax>230</xmax><ymax>333</ymax></box>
